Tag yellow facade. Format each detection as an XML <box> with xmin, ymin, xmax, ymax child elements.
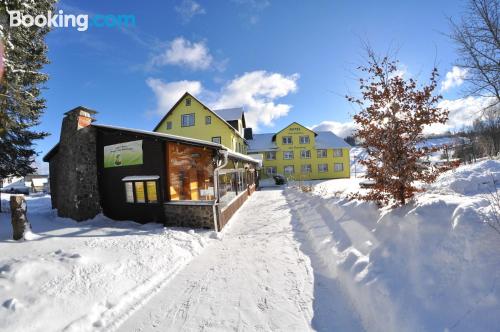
<box><xmin>154</xmin><ymin>93</ymin><xmax>247</xmax><ymax>153</ymax></box>
<box><xmin>250</xmin><ymin>122</ymin><xmax>350</xmax><ymax>180</ymax></box>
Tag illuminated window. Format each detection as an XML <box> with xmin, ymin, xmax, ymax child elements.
<box><xmin>123</xmin><ymin>176</ymin><xmax>159</xmax><ymax>204</ymax></box>
<box><xmin>134</xmin><ymin>182</ymin><xmax>145</xmax><ymax>203</ymax></box>
<box><xmin>146</xmin><ymin>181</ymin><xmax>158</xmax><ymax>203</ymax></box>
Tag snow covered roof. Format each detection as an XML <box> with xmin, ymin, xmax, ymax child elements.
<box><xmin>247</xmin><ymin>131</ymin><xmax>350</xmax><ymax>152</ymax></box>
<box><xmin>213</xmin><ymin>107</ymin><xmax>244</xmax><ymax>121</ymax></box>
<box><xmin>227</xmin><ymin>150</ymin><xmax>261</xmax><ymax>165</ymax></box>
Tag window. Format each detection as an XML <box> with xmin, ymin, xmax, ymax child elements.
<box><xmin>334</xmin><ymin>163</ymin><xmax>344</xmax><ymax>172</ymax></box>
<box><xmin>168</xmin><ymin>143</ymin><xmax>215</xmax><ymax>201</ymax></box>
<box><xmin>266</xmin><ymin>166</ymin><xmax>277</xmax><ymax>176</ymax></box>
<box><xmin>265</xmin><ymin>151</ymin><xmax>276</xmax><ymax>160</ymax></box>
<box><xmin>300</xmin><ymin>150</ymin><xmax>311</xmax><ymax>159</ymax></box>
<box><xmin>185</xmin><ymin>98</ymin><xmax>191</xmax><ymax>106</ymax></box>
<box><xmin>318</xmin><ymin>164</ymin><xmax>328</xmax><ymax>173</ymax></box>
<box><xmin>283</xmin><ymin>151</ymin><xmax>294</xmax><ymax>160</ymax></box>
<box><xmin>301</xmin><ymin>164</ymin><xmax>312</xmax><ymax>173</ymax></box>
<box><xmin>317</xmin><ymin>149</ymin><xmax>327</xmax><ymax>158</ymax></box>
<box><xmin>166</xmin><ymin>121</ymin><xmax>172</xmax><ymax>130</ymax></box>
<box><xmin>181</xmin><ymin>113</ymin><xmax>195</xmax><ymax>127</ymax></box>
<box><xmin>282</xmin><ymin>136</ymin><xmax>292</xmax><ymax>145</ymax></box>
<box><xmin>205</xmin><ymin>116</ymin><xmax>211</xmax><ymax>125</ymax></box>
<box><xmin>333</xmin><ymin>149</ymin><xmax>343</xmax><ymax>157</ymax></box>
<box><xmin>299</xmin><ymin>136</ymin><xmax>310</xmax><ymax>144</ymax></box>
<box><xmin>123</xmin><ymin>177</ymin><xmax>159</xmax><ymax>204</ymax></box>
<box><xmin>212</xmin><ymin>136</ymin><xmax>221</xmax><ymax>144</ymax></box>
<box><xmin>284</xmin><ymin>165</ymin><xmax>294</xmax><ymax>175</ymax></box>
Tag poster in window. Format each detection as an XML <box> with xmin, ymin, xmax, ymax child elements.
<box><xmin>135</xmin><ymin>182</ymin><xmax>145</xmax><ymax>203</ymax></box>
<box><xmin>125</xmin><ymin>182</ymin><xmax>134</xmax><ymax>203</ymax></box>
<box><xmin>146</xmin><ymin>181</ymin><xmax>158</xmax><ymax>203</ymax></box>
<box><xmin>104</xmin><ymin>140</ymin><xmax>143</xmax><ymax>168</ymax></box>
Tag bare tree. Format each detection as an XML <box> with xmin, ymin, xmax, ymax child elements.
<box><xmin>449</xmin><ymin>0</ymin><xmax>500</xmax><ymax>108</ymax></box>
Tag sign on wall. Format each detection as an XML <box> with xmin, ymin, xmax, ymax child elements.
<box><xmin>104</xmin><ymin>140</ymin><xmax>143</xmax><ymax>168</ymax></box>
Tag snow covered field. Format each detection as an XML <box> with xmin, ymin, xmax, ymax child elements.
<box><xmin>0</xmin><ymin>196</ymin><xmax>213</xmax><ymax>331</ymax></box>
<box><xmin>1</xmin><ymin>160</ymin><xmax>499</xmax><ymax>331</ymax></box>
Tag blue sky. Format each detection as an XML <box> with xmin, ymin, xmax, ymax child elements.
<box><xmin>36</xmin><ymin>0</ymin><xmax>478</xmax><ymax>162</ymax></box>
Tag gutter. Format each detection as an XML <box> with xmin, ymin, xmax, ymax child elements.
<box><xmin>212</xmin><ymin>149</ymin><xmax>229</xmax><ymax>232</ymax></box>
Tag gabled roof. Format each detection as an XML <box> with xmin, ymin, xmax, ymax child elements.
<box><xmin>271</xmin><ymin>122</ymin><xmax>317</xmax><ymax>141</ymax></box>
<box><xmin>213</xmin><ymin>107</ymin><xmax>246</xmax><ymax>127</ymax></box>
<box><xmin>152</xmin><ymin>92</ymin><xmax>246</xmax><ymax>141</ymax></box>
<box><xmin>247</xmin><ymin>130</ymin><xmax>350</xmax><ymax>152</ymax></box>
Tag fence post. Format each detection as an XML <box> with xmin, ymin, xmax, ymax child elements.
<box><xmin>10</xmin><ymin>195</ymin><xmax>30</xmax><ymax>240</ymax></box>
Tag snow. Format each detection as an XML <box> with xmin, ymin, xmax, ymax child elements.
<box><xmin>0</xmin><ymin>195</ymin><xmax>214</xmax><ymax>332</ymax></box>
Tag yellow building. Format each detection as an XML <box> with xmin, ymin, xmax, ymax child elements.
<box><xmin>247</xmin><ymin>122</ymin><xmax>351</xmax><ymax>180</ymax></box>
<box><xmin>154</xmin><ymin>92</ymin><xmax>249</xmax><ymax>153</ymax></box>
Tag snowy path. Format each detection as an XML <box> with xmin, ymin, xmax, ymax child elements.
<box><xmin>120</xmin><ymin>188</ymin><xmax>363</xmax><ymax>332</ymax></box>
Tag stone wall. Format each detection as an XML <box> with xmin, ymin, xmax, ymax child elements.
<box><xmin>164</xmin><ymin>203</ymin><xmax>215</xmax><ymax>229</ymax></box>
<box><xmin>49</xmin><ymin>108</ymin><xmax>101</xmax><ymax>221</ymax></box>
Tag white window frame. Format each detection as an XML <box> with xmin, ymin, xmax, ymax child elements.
<box><xmin>317</xmin><ymin>149</ymin><xmax>327</xmax><ymax>158</ymax></box>
<box><xmin>181</xmin><ymin>113</ymin><xmax>195</xmax><ymax>127</ymax></box>
<box><xmin>283</xmin><ymin>151</ymin><xmax>294</xmax><ymax>160</ymax></box>
<box><xmin>299</xmin><ymin>135</ymin><xmax>310</xmax><ymax>144</ymax></box>
<box><xmin>334</xmin><ymin>163</ymin><xmax>344</xmax><ymax>172</ymax></box>
<box><xmin>318</xmin><ymin>164</ymin><xmax>328</xmax><ymax>173</ymax></box>
<box><xmin>282</xmin><ymin>136</ymin><xmax>292</xmax><ymax>145</ymax></box>
<box><xmin>266</xmin><ymin>166</ymin><xmax>277</xmax><ymax>176</ymax></box>
<box><xmin>333</xmin><ymin>149</ymin><xmax>343</xmax><ymax>157</ymax></box>
<box><xmin>205</xmin><ymin>115</ymin><xmax>211</xmax><ymax>125</ymax></box>
<box><xmin>300</xmin><ymin>150</ymin><xmax>311</xmax><ymax>159</ymax></box>
<box><xmin>284</xmin><ymin>165</ymin><xmax>294</xmax><ymax>175</ymax></box>
<box><xmin>265</xmin><ymin>151</ymin><xmax>276</xmax><ymax>160</ymax></box>
<box><xmin>301</xmin><ymin>164</ymin><xmax>312</xmax><ymax>173</ymax></box>
<box><xmin>212</xmin><ymin>136</ymin><xmax>221</xmax><ymax>144</ymax></box>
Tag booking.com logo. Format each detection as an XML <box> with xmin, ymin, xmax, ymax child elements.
<box><xmin>8</xmin><ymin>10</ymin><xmax>136</xmax><ymax>32</ymax></box>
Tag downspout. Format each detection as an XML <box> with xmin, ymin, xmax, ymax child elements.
<box><xmin>213</xmin><ymin>149</ymin><xmax>229</xmax><ymax>232</ymax></box>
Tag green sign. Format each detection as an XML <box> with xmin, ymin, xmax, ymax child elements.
<box><xmin>104</xmin><ymin>140</ymin><xmax>143</xmax><ymax>168</ymax></box>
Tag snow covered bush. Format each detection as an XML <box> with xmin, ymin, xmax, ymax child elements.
<box><xmin>347</xmin><ymin>50</ymin><xmax>455</xmax><ymax>206</ymax></box>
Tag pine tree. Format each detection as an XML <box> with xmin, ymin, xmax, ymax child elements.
<box><xmin>0</xmin><ymin>0</ymin><xmax>56</xmax><ymax>211</ymax></box>
<box><xmin>347</xmin><ymin>51</ymin><xmax>453</xmax><ymax>206</ymax></box>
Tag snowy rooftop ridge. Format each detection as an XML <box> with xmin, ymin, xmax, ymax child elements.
<box><xmin>247</xmin><ymin>131</ymin><xmax>351</xmax><ymax>152</ymax></box>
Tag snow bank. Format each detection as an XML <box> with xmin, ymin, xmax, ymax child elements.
<box><xmin>0</xmin><ymin>196</ymin><xmax>214</xmax><ymax>332</ymax></box>
<box><xmin>285</xmin><ymin>160</ymin><xmax>500</xmax><ymax>332</ymax></box>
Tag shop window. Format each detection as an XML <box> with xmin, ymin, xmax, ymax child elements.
<box><xmin>265</xmin><ymin>151</ymin><xmax>276</xmax><ymax>160</ymax></box>
<box><xmin>282</xmin><ymin>136</ymin><xmax>292</xmax><ymax>145</ymax></box>
<box><xmin>122</xmin><ymin>176</ymin><xmax>159</xmax><ymax>204</ymax></box>
<box><xmin>167</xmin><ymin>142</ymin><xmax>214</xmax><ymax>201</ymax></box>
<box><xmin>334</xmin><ymin>163</ymin><xmax>344</xmax><ymax>172</ymax></box>
<box><xmin>318</xmin><ymin>164</ymin><xmax>328</xmax><ymax>173</ymax></box>
<box><xmin>333</xmin><ymin>149</ymin><xmax>343</xmax><ymax>157</ymax></box>
<box><xmin>299</xmin><ymin>136</ymin><xmax>310</xmax><ymax>144</ymax></box>
<box><xmin>317</xmin><ymin>149</ymin><xmax>327</xmax><ymax>158</ymax></box>
<box><xmin>181</xmin><ymin>113</ymin><xmax>195</xmax><ymax>127</ymax></box>
<box><xmin>300</xmin><ymin>150</ymin><xmax>311</xmax><ymax>159</ymax></box>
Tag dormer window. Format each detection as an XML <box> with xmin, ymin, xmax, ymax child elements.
<box><xmin>185</xmin><ymin>98</ymin><xmax>191</xmax><ymax>106</ymax></box>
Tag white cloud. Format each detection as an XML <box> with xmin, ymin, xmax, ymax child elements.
<box><xmin>175</xmin><ymin>0</ymin><xmax>206</xmax><ymax>23</ymax></box>
<box><xmin>214</xmin><ymin>71</ymin><xmax>299</xmax><ymax>130</ymax></box>
<box><xmin>146</xmin><ymin>78</ymin><xmax>202</xmax><ymax>114</ymax></box>
<box><xmin>424</xmin><ymin>96</ymin><xmax>493</xmax><ymax>135</ymax></box>
<box><xmin>150</xmin><ymin>37</ymin><xmax>213</xmax><ymax>70</ymax></box>
<box><xmin>146</xmin><ymin>70</ymin><xmax>299</xmax><ymax>130</ymax></box>
<box><xmin>441</xmin><ymin>66</ymin><xmax>467</xmax><ymax>92</ymax></box>
<box><xmin>310</xmin><ymin>121</ymin><xmax>357</xmax><ymax>138</ymax></box>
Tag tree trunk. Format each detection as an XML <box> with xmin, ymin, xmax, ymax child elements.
<box><xmin>10</xmin><ymin>195</ymin><xmax>30</xmax><ymax>241</ymax></box>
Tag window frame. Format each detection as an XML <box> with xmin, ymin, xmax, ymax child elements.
<box><xmin>265</xmin><ymin>151</ymin><xmax>276</xmax><ymax>160</ymax></box>
<box><xmin>301</xmin><ymin>164</ymin><xmax>312</xmax><ymax>174</ymax></box>
<box><xmin>317</xmin><ymin>149</ymin><xmax>327</xmax><ymax>158</ymax></box>
<box><xmin>284</xmin><ymin>165</ymin><xmax>295</xmax><ymax>175</ymax></box>
<box><xmin>166</xmin><ymin>121</ymin><xmax>172</xmax><ymax>130</ymax></box>
<box><xmin>181</xmin><ymin>113</ymin><xmax>195</xmax><ymax>127</ymax></box>
<box><xmin>333</xmin><ymin>148</ymin><xmax>343</xmax><ymax>157</ymax></box>
<box><xmin>124</xmin><ymin>179</ymin><xmax>160</xmax><ymax>205</ymax></box>
<box><xmin>282</xmin><ymin>136</ymin><xmax>293</xmax><ymax>145</ymax></box>
<box><xmin>299</xmin><ymin>135</ymin><xmax>310</xmax><ymax>144</ymax></box>
<box><xmin>334</xmin><ymin>163</ymin><xmax>344</xmax><ymax>172</ymax></box>
<box><xmin>266</xmin><ymin>166</ymin><xmax>277</xmax><ymax>176</ymax></box>
<box><xmin>283</xmin><ymin>151</ymin><xmax>294</xmax><ymax>160</ymax></box>
<box><xmin>185</xmin><ymin>98</ymin><xmax>191</xmax><ymax>106</ymax></box>
<box><xmin>212</xmin><ymin>136</ymin><xmax>222</xmax><ymax>144</ymax></box>
<box><xmin>300</xmin><ymin>150</ymin><xmax>311</xmax><ymax>159</ymax></box>
<box><xmin>205</xmin><ymin>115</ymin><xmax>211</xmax><ymax>125</ymax></box>
<box><xmin>318</xmin><ymin>163</ymin><xmax>328</xmax><ymax>173</ymax></box>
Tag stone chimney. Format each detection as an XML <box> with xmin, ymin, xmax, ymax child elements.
<box><xmin>51</xmin><ymin>107</ymin><xmax>101</xmax><ymax>221</ymax></box>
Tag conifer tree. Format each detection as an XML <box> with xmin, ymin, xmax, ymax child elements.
<box><xmin>0</xmin><ymin>0</ymin><xmax>56</xmax><ymax>211</ymax></box>
<box><xmin>347</xmin><ymin>51</ymin><xmax>453</xmax><ymax>206</ymax></box>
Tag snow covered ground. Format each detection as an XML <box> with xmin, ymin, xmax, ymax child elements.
<box><xmin>1</xmin><ymin>160</ymin><xmax>499</xmax><ymax>331</ymax></box>
<box><xmin>0</xmin><ymin>195</ymin><xmax>213</xmax><ymax>332</ymax></box>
